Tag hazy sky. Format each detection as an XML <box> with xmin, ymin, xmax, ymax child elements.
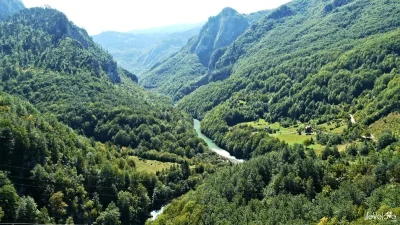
<box><xmin>22</xmin><ymin>0</ymin><xmax>292</xmax><ymax>35</ymax></box>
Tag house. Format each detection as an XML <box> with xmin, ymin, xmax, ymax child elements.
<box><xmin>361</xmin><ymin>135</ymin><xmax>373</xmax><ymax>141</ymax></box>
<box><xmin>305</xmin><ymin>125</ymin><xmax>312</xmax><ymax>135</ymax></box>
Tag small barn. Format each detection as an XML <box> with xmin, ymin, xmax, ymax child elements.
<box><xmin>361</xmin><ymin>135</ymin><xmax>373</xmax><ymax>141</ymax></box>
<box><xmin>305</xmin><ymin>125</ymin><xmax>312</xmax><ymax>134</ymax></box>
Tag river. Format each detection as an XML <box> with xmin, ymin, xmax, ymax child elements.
<box><xmin>149</xmin><ymin>119</ymin><xmax>244</xmax><ymax>222</ymax></box>
<box><xmin>149</xmin><ymin>205</ymin><xmax>165</xmax><ymax>221</ymax></box>
<box><xmin>193</xmin><ymin>119</ymin><xmax>244</xmax><ymax>164</ymax></box>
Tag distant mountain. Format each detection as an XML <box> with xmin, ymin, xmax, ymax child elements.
<box><xmin>140</xmin><ymin>7</ymin><xmax>259</xmax><ymax>101</ymax></box>
<box><xmin>130</xmin><ymin>22</ymin><xmax>204</xmax><ymax>34</ymax></box>
<box><xmin>132</xmin><ymin>27</ymin><xmax>201</xmax><ymax>73</ymax></box>
<box><xmin>93</xmin><ymin>24</ymin><xmax>202</xmax><ymax>75</ymax></box>
<box><xmin>0</xmin><ymin>0</ymin><xmax>24</xmax><ymax>20</ymax></box>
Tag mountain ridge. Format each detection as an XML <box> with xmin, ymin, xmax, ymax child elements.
<box><xmin>140</xmin><ymin>7</ymin><xmax>263</xmax><ymax>101</ymax></box>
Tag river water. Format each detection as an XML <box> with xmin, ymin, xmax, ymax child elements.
<box><xmin>149</xmin><ymin>119</ymin><xmax>244</xmax><ymax>222</ymax></box>
<box><xmin>193</xmin><ymin>119</ymin><xmax>244</xmax><ymax>163</ymax></box>
<box><xmin>149</xmin><ymin>205</ymin><xmax>165</xmax><ymax>221</ymax></box>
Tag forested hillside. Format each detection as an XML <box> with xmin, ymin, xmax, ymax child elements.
<box><xmin>0</xmin><ymin>6</ymin><xmax>221</xmax><ymax>224</ymax></box>
<box><xmin>175</xmin><ymin>0</ymin><xmax>400</xmax><ymax>159</ymax></box>
<box><xmin>150</xmin><ymin>137</ymin><xmax>400</xmax><ymax>224</ymax></box>
<box><xmin>0</xmin><ymin>91</ymin><xmax>217</xmax><ymax>224</ymax></box>
<box><xmin>140</xmin><ymin>7</ymin><xmax>259</xmax><ymax>101</ymax></box>
<box><xmin>1</xmin><ymin>0</ymin><xmax>400</xmax><ymax>224</ymax></box>
<box><xmin>132</xmin><ymin>27</ymin><xmax>201</xmax><ymax>75</ymax></box>
<box><xmin>0</xmin><ymin>7</ymin><xmax>209</xmax><ymax>162</ymax></box>
<box><xmin>147</xmin><ymin>0</ymin><xmax>400</xmax><ymax>224</ymax></box>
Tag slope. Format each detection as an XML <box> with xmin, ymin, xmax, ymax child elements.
<box><xmin>131</xmin><ymin>27</ymin><xmax>201</xmax><ymax>75</ymax></box>
<box><xmin>149</xmin><ymin>136</ymin><xmax>400</xmax><ymax>224</ymax></box>
<box><xmin>149</xmin><ymin>0</ymin><xmax>400</xmax><ymax>222</ymax></box>
<box><xmin>176</xmin><ymin>0</ymin><xmax>400</xmax><ymax>159</ymax></box>
<box><xmin>140</xmin><ymin>7</ymin><xmax>252</xmax><ymax>101</ymax></box>
<box><xmin>0</xmin><ymin>91</ymin><xmax>217</xmax><ymax>224</ymax></box>
<box><xmin>0</xmin><ymin>0</ymin><xmax>24</xmax><ymax>20</ymax></box>
<box><xmin>0</xmin><ymin>6</ymin><xmax>222</xmax><ymax>225</ymax></box>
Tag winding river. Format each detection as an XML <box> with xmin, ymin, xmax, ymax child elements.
<box><xmin>149</xmin><ymin>119</ymin><xmax>244</xmax><ymax>221</ymax></box>
<box><xmin>193</xmin><ymin>119</ymin><xmax>244</xmax><ymax>164</ymax></box>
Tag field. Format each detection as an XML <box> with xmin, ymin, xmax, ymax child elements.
<box><xmin>318</xmin><ymin>120</ymin><xmax>347</xmax><ymax>134</ymax></box>
<box><xmin>368</xmin><ymin>113</ymin><xmax>400</xmax><ymax>137</ymax></box>
<box><xmin>239</xmin><ymin>119</ymin><xmax>348</xmax><ymax>153</ymax></box>
<box><xmin>130</xmin><ymin>156</ymin><xmax>176</xmax><ymax>174</ymax></box>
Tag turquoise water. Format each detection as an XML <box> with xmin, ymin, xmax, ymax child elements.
<box><xmin>193</xmin><ymin>119</ymin><xmax>244</xmax><ymax>163</ymax></box>
<box><xmin>149</xmin><ymin>119</ymin><xmax>244</xmax><ymax>221</ymax></box>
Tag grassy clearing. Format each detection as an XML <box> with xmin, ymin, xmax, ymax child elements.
<box><xmin>238</xmin><ymin>118</ymin><xmax>348</xmax><ymax>153</ymax></box>
<box><xmin>243</xmin><ymin>119</ymin><xmax>293</xmax><ymax>132</ymax></box>
<box><xmin>271</xmin><ymin>133</ymin><xmax>325</xmax><ymax>153</ymax></box>
<box><xmin>368</xmin><ymin>113</ymin><xmax>400</xmax><ymax>137</ymax></box>
<box><xmin>130</xmin><ymin>156</ymin><xmax>176</xmax><ymax>174</ymax></box>
<box><xmin>270</xmin><ymin>133</ymin><xmax>315</xmax><ymax>144</ymax></box>
<box><xmin>238</xmin><ymin>100</ymin><xmax>247</xmax><ymax>105</ymax></box>
<box><xmin>317</xmin><ymin>120</ymin><xmax>347</xmax><ymax>134</ymax></box>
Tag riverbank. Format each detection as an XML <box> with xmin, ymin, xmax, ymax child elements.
<box><xmin>193</xmin><ymin>119</ymin><xmax>244</xmax><ymax>164</ymax></box>
<box><xmin>148</xmin><ymin>119</ymin><xmax>244</xmax><ymax>222</ymax></box>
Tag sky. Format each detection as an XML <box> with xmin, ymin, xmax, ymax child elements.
<box><xmin>22</xmin><ymin>0</ymin><xmax>292</xmax><ymax>35</ymax></box>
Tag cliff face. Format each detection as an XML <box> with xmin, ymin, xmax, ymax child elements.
<box><xmin>140</xmin><ymin>7</ymin><xmax>254</xmax><ymax>101</ymax></box>
<box><xmin>191</xmin><ymin>7</ymin><xmax>250</xmax><ymax>66</ymax></box>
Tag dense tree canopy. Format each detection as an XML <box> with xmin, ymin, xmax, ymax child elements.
<box><xmin>174</xmin><ymin>0</ymin><xmax>400</xmax><ymax>159</ymax></box>
<box><xmin>150</xmin><ymin>139</ymin><xmax>400</xmax><ymax>224</ymax></box>
<box><xmin>0</xmin><ymin>6</ymin><xmax>223</xmax><ymax>225</ymax></box>
<box><xmin>1</xmin><ymin>0</ymin><xmax>400</xmax><ymax>224</ymax></box>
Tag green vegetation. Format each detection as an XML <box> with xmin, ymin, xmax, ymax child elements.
<box><xmin>1</xmin><ymin>0</ymin><xmax>400</xmax><ymax>224</ymax></box>
<box><xmin>0</xmin><ymin>7</ymin><xmax>209</xmax><ymax>163</ymax></box>
<box><xmin>368</xmin><ymin>113</ymin><xmax>400</xmax><ymax>137</ymax></box>
<box><xmin>140</xmin><ymin>7</ymin><xmax>253</xmax><ymax>101</ymax></box>
<box><xmin>237</xmin><ymin>118</ymin><xmax>347</xmax><ymax>153</ymax></box>
<box><xmin>0</xmin><ymin>6</ymin><xmax>223</xmax><ymax>224</ymax></box>
<box><xmin>129</xmin><ymin>156</ymin><xmax>176</xmax><ymax>174</ymax></box>
<box><xmin>175</xmin><ymin>0</ymin><xmax>400</xmax><ymax>160</ymax></box>
<box><xmin>150</xmin><ymin>138</ymin><xmax>400</xmax><ymax>224</ymax></box>
<box><xmin>145</xmin><ymin>0</ymin><xmax>400</xmax><ymax>224</ymax></box>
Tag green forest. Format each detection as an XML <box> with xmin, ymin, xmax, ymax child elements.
<box><xmin>176</xmin><ymin>0</ymin><xmax>400</xmax><ymax>160</ymax></box>
<box><xmin>143</xmin><ymin>0</ymin><xmax>400</xmax><ymax>224</ymax></box>
<box><xmin>1</xmin><ymin>0</ymin><xmax>400</xmax><ymax>224</ymax></box>
<box><xmin>0</xmin><ymin>6</ymin><xmax>223</xmax><ymax>225</ymax></box>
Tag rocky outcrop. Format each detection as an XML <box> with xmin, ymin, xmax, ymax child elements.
<box><xmin>190</xmin><ymin>7</ymin><xmax>249</xmax><ymax>66</ymax></box>
<box><xmin>140</xmin><ymin>7</ymin><xmax>263</xmax><ymax>101</ymax></box>
<box><xmin>106</xmin><ymin>61</ymin><xmax>121</xmax><ymax>83</ymax></box>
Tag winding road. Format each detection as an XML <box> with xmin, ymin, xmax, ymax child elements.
<box><xmin>349</xmin><ymin>114</ymin><xmax>356</xmax><ymax>124</ymax></box>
